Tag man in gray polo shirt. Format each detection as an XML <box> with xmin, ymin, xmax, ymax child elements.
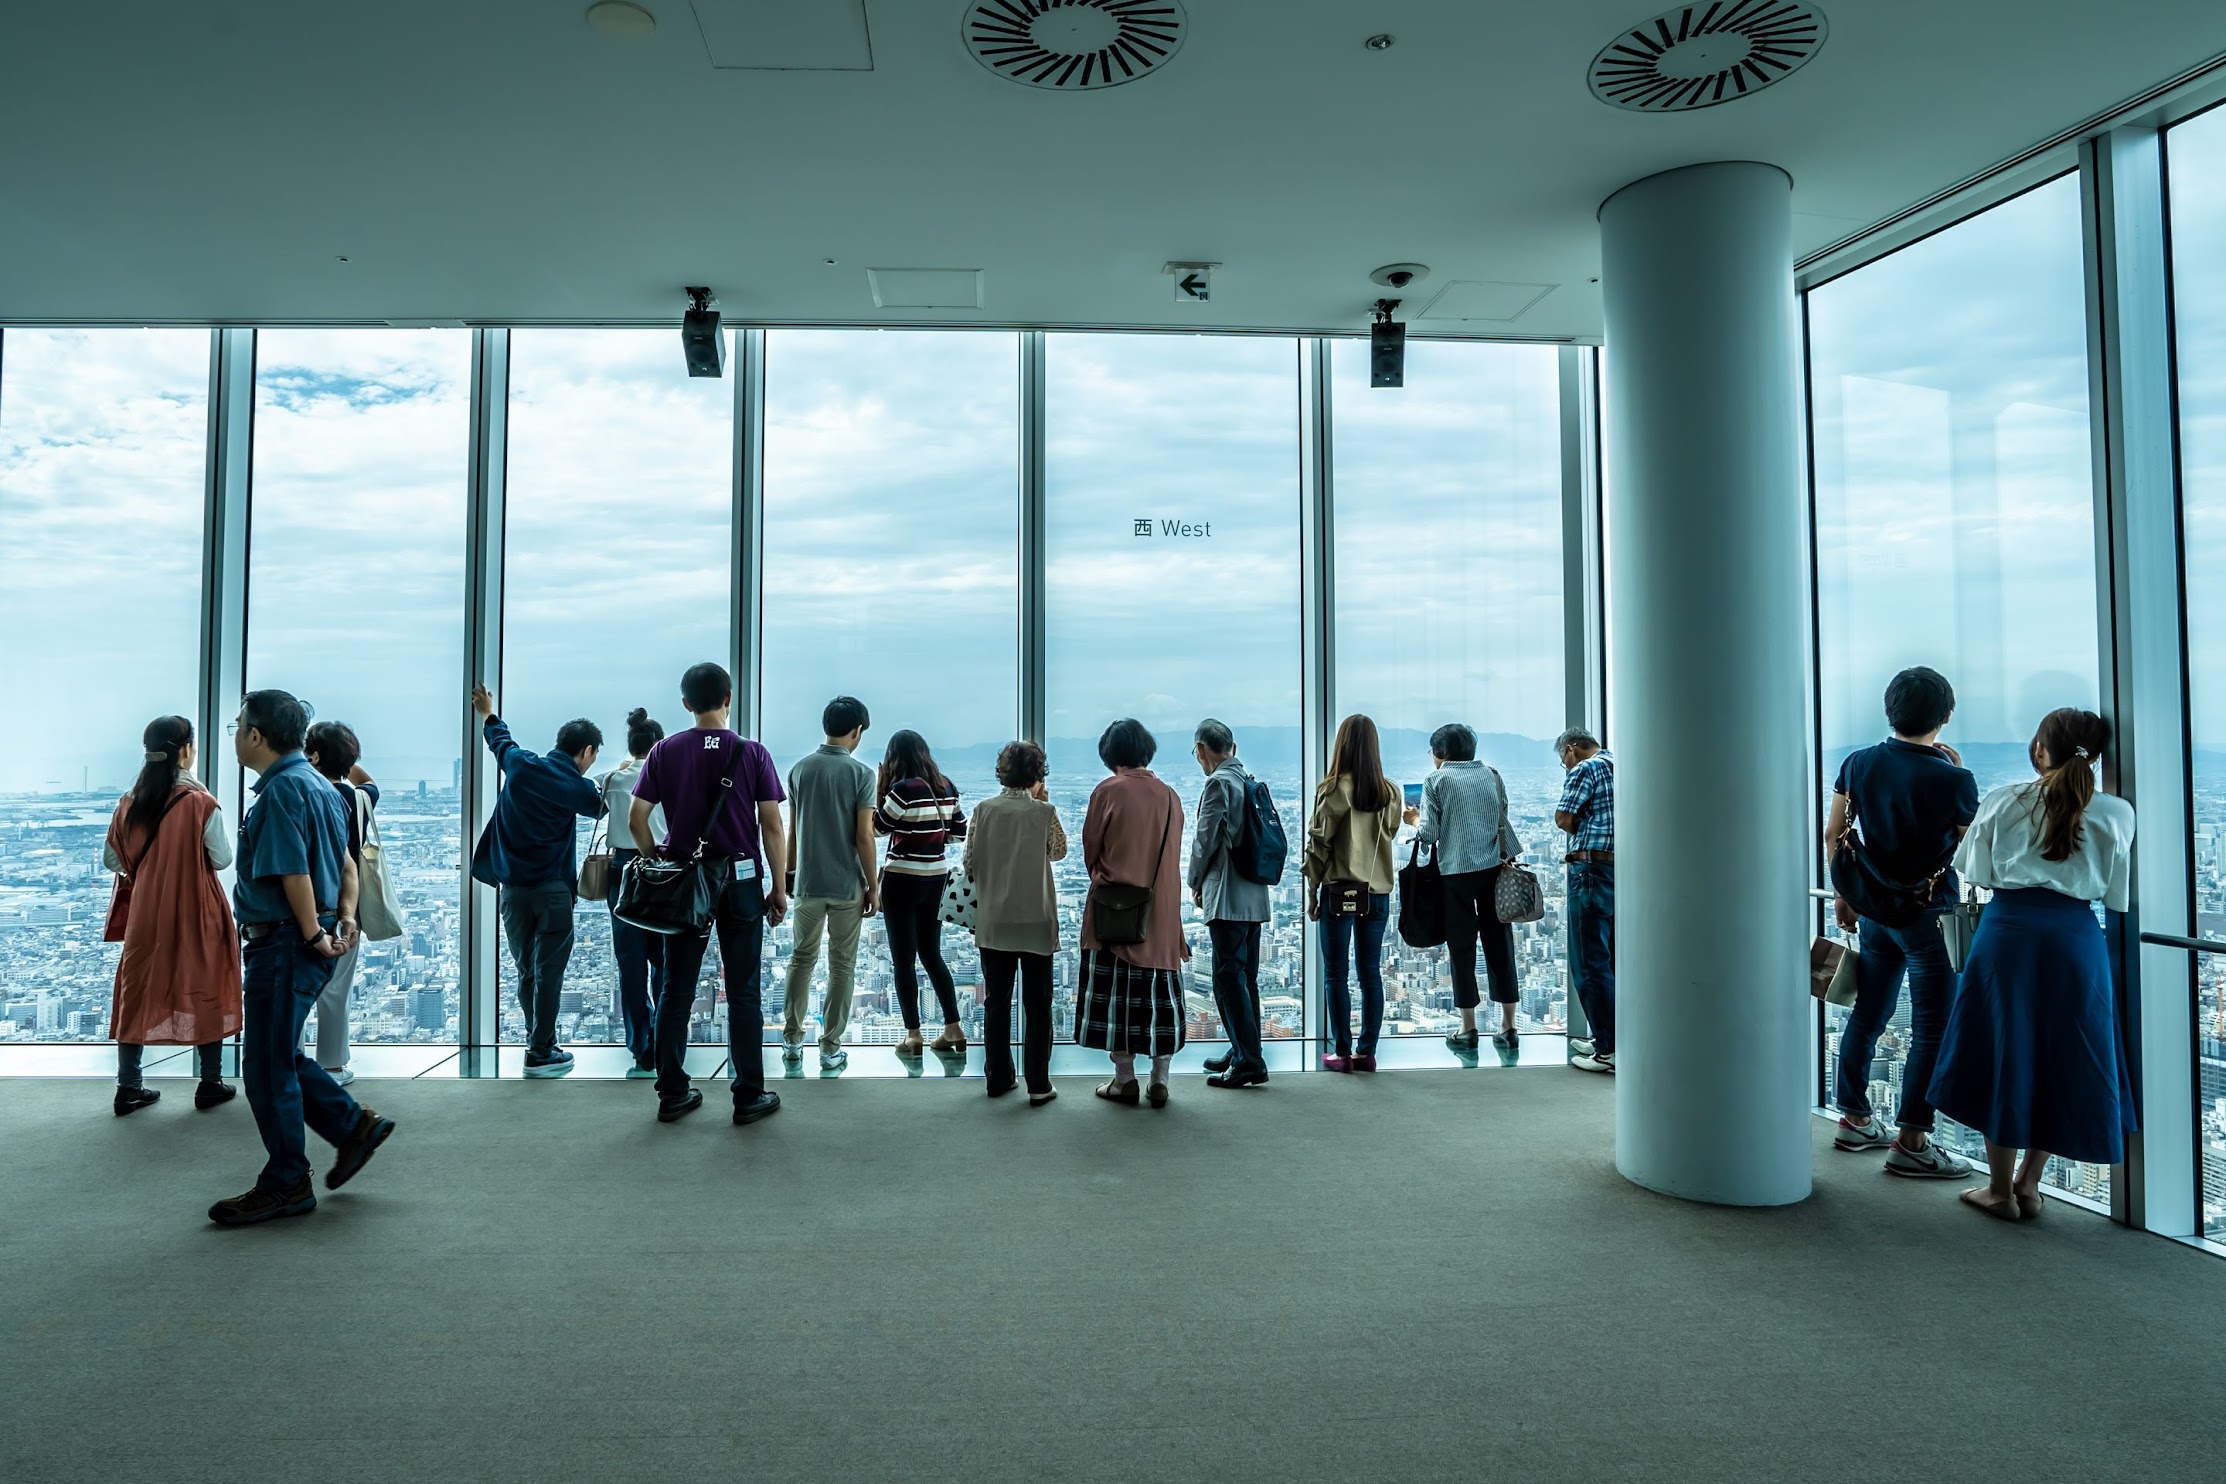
<box><xmin>781</xmin><ymin>695</ymin><xmax>878</xmax><ymax>1071</ymax></box>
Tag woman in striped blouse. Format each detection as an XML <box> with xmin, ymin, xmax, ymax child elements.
<box><xmin>875</xmin><ymin>729</ymin><xmax>969</xmax><ymax>1057</ymax></box>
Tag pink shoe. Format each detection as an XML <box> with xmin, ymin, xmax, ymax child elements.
<box><xmin>1322</xmin><ymin>1054</ymin><xmax>1356</xmax><ymax>1073</ymax></box>
<box><xmin>1352</xmin><ymin>1054</ymin><xmax>1377</xmax><ymax>1072</ymax></box>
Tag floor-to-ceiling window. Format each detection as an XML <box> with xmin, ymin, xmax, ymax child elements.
<box><xmin>1330</xmin><ymin>339</ymin><xmax>1568</xmax><ymax>1042</ymax></box>
<box><xmin>1044</xmin><ymin>333</ymin><xmax>1303</xmax><ymax>1043</ymax></box>
<box><xmin>245</xmin><ymin>329</ymin><xmax>471</xmax><ymax>1047</ymax></box>
<box><xmin>501</xmin><ymin>330</ymin><xmax>733</xmax><ymax>1047</ymax></box>
<box><xmin>1807</xmin><ymin>176</ymin><xmax>2106</xmax><ymax>1204</ymax></box>
<box><xmin>0</xmin><ymin>330</ymin><xmax>209</xmax><ymax>1046</ymax></box>
<box><xmin>2166</xmin><ymin>105</ymin><xmax>2226</xmax><ymax>1243</ymax></box>
<box><xmin>759</xmin><ymin>330</ymin><xmax>1019</xmax><ymax>1047</ymax></box>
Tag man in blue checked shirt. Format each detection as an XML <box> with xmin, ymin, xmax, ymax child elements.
<box><xmin>1554</xmin><ymin>728</ymin><xmax>1616</xmax><ymax>1074</ymax></box>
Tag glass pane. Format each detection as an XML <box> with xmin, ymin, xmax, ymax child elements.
<box><xmin>0</xmin><ymin>330</ymin><xmax>207</xmax><ymax>1045</ymax></box>
<box><xmin>2165</xmin><ymin>105</ymin><xmax>2226</xmax><ymax>1241</ymax></box>
<box><xmin>1330</xmin><ymin>339</ymin><xmax>1567</xmax><ymax>1042</ymax></box>
<box><xmin>1044</xmin><ymin>333</ymin><xmax>1302</xmax><ymax>1043</ymax></box>
<box><xmin>1807</xmin><ymin>178</ymin><xmax>2107</xmax><ymax>1204</ymax></box>
<box><xmin>760</xmin><ymin>330</ymin><xmax>1019</xmax><ymax>1047</ymax></box>
<box><xmin>246</xmin><ymin>329</ymin><xmax>471</xmax><ymax>1047</ymax></box>
<box><xmin>501</xmin><ymin>330</ymin><xmax>733</xmax><ymax>1047</ymax></box>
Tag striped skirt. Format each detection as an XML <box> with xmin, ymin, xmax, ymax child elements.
<box><xmin>1074</xmin><ymin>949</ymin><xmax>1186</xmax><ymax>1057</ymax></box>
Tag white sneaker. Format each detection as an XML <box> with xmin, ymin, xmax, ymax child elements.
<box><xmin>1568</xmin><ymin>1037</ymin><xmax>1596</xmax><ymax>1059</ymax></box>
<box><xmin>819</xmin><ymin>1048</ymin><xmax>849</xmax><ymax>1073</ymax></box>
<box><xmin>325</xmin><ymin>1066</ymin><xmax>355</xmax><ymax>1087</ymax></box>
<box><xmin>780</xmin><ymin>1038</ymin><xmax>805</xmax><ymax>1062</ymax></box>
<box><xmin>1571</xmin><ymin>1052</ymin><xmax>1615</xmax><ymax>1074</ymax></box>
<box><xmin>1884</xmin><ymin>1138</ymin><xmax>1971</xmax><ymax>1179</ymax></box>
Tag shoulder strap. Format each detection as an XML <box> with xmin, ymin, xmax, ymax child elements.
<box><xmin>123</xmin><ymin>789</ymin><xmax>193</xmax><ymax>879</ymax></box>
<box><xmin>1149</xmin><ymin>789</ymin><xmax>1176</xmax><ymax>886</ymax></box>
<box><xmin>689</xmin><ymin>740</ymin><xmax>751</xmax><ymax>861</ymax></box>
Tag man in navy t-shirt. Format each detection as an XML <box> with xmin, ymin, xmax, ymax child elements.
<box><xmin>1824</xmin><ymin>666</ymin><xmax>1980</xmax><ymax>1178</ymax></box>
<box><xmin>629</xmin><ymin>661</ymin><xmax>788</xmax><ymax>1127</ymax></box>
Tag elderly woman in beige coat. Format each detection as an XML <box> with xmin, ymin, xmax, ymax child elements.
<box><xmin>965</xmin><ymin>741</ymin><xmax>1068</xmax><ymax>1105</ymax></box>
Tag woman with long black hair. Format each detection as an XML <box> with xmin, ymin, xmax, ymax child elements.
<box><xmin>874</xmin><ymin>729</ymin><xmax>968</xmax><ymax>1057</ymax></box>
<box><xmin>1304</xmin><ymin>714</ymin><xmax>1402</xmax><ymax>1072</ymax></box>
<box><xmin>1930</xmin><ymin>707</ymin><xmax>2137</xmax><ymax>1222</ymax></box>
<box><xmin>100</xmin><ymin>716</ymin><xmax>241</xmax><ymax>1115</ymax></box>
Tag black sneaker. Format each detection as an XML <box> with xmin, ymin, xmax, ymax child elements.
<box><xmin>1491</xmin><ymin>1026</ymin><xmax>1520</xmax><ymax>1050</ymax></box>
<box><xmin>1206</xmin><ymin>1067</ymin><xmax>1269</xmax><ymax>1089</ymax></box>
<box><xmin>194</xmin><ymin>1081</ymin><xmax>238</xmax><ymax>1110</ymax></box>
<box><xmin>523</xmin><ymin>1047</ymin><xmax>576</xmax><ymax>1080</ymax></box>
<box><xmin>209</xmin><ymin>1179</ymin><xmax>316</xmax><ymax>1226</ymax></box>
<box><xmin>1444</xmin><ymin>1029</ymin><xmax>1479</xmax><ymax>1051</ymax></box>
<box><xmin>733</xmin><ymin>1091</ymin><xmax>781</xmax><ymax>1126</ymax></box>
<box><xmin>659</xmin><ymin>1089</ymin><xmax>704</xmax><ymax>1123</ymax></box>
<box><xmin>326</xmin><ymin>1108</ymin><xmax>396</xmax><ymax>1190</ymax></box>
<box><xmin>113</xmin><ymin>1086</ymin><xmax>161</xmax><ymax>1116</ymax></box>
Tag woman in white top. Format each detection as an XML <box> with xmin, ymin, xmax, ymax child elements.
<box><xmin>1928</xmin><ymin>708</ymin><xmax>2136</xmax><ymax>1223</ymax></box>
<box><xmin>601</xmin><ymin>708</ymin><xmax>668</xmax><ymax>1077</ymax></box>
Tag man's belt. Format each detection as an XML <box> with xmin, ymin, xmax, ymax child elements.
<box><xmin>240</xmin><ymin>914</ymin><xmax>337</xmax><ymax>943</ymax></box>
<box><xmin>1565</xmin><ymin>849</ymin><xmax>1615</xmax><ymax>864</ymax></box>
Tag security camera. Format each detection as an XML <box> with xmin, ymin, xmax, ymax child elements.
<box><xmin>1369</xmin><ymin>262</ymin><xmax>1431</xmax><ymax>291</ymax></box>
<box><xmin>1385</xmin><ymin>269</ymin><xmax>1415</xmax><ymax>289</ymax></box>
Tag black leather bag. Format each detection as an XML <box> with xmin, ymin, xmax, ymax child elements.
<box><xmin>1829</xmin><ymin>804</ymin><xmax>1942</xmax><ymax>929</ymax></box>
<box><xmin>1320</xmin><ymin>880</ymin><xmax>1368</xmax><ymax>919</ymax></box>
<box><xmin>614</xmin><ymin>747</ymin><xmax>746</xmax><ymax>936</ymax></box>
<box><xmin>1090</xmin><ymin>797</ymin><xmax>1175</xmax><ymax>947</ymax></box>
<box><xmin>1396</xmin><ymin>840</ymin><xmax>1444</xmax><ymax>948</ymax></box>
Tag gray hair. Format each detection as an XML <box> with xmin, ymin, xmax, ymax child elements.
<box><xmin>1193</xmin><ymin>718</ymin><xmax>1236</xmax><ymax>757</ymax></box>
<box><xmin>1553</xmin><ymin>727</ymin><xmax>1601</xmax><ymax>756</ymax></box>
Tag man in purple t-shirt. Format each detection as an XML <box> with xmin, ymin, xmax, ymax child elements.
<box><xmin>628</xmin><ymin>661</ymin><xmax>788</xmax><ymax>1127</ymax></box>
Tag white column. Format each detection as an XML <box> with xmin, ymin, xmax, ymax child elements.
<box><xmin>1599</xmin><ymin>162</ymin><xmax>1812</xmax><ymax>1206</ymax></box>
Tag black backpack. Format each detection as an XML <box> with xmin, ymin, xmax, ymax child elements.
<box><xmin>1229</xmin><ymin>776</ymin><xmax>1288</xmax><ymax>886</ymax></box>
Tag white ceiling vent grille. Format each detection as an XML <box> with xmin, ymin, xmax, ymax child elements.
<box><xmin>1588</xmin><ymin>2</ymin><xmax>1827</xmax><ymax>113</ymax></box>
<box><xmin>963</xmin><ymin>0</ymin><xmax>1187</xmax><ymax>91</ymax></box>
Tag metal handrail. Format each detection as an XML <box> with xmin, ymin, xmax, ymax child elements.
<box><xmin>2138</xmin><ymin>931</ymin><xmax>2226</xmax><ymax>956</ymax></box>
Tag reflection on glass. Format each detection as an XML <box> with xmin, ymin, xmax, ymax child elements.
<box><xmin>1331</xmin><ymin>339</ymin><xmax>1567</xmax><ymax>1042</ymax></box>
<box><xmin>1808</xmin><ymin>178</ymin><xmax>2107</xmax><ymax>1204</ymax></box>
<box><xmin>0</xmin><ymin>330</ymin><xmax>208</xmax><ymax>1044</ymax></box>
<box><xmin>501</xmin><ymin>330</ymin><xmax>733</xmax><ymax>1046</ymax></box>
<box><xmin>2166</xmin><ymin>106</ymin><xmax>2226</xmax><ymax>1241</ymax></box>
<box><xmin>247</xmin><ymin>329</ymin><xmax>471</xmax><ymax>1047</ymax></box>
<box><xmin>760</xmin><ymin>330</ymin><xmax>1019</xmax><ymax>1046</ymax></box>
<box><xmin>1045</xmin><ymin>333</ymin><xmax>1303</xmax><ymax>1042</ymax></box>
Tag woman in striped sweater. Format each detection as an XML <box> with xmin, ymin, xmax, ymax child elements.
<box><xmin>875</xmin><ymin>729</ymin><xmax>969</xmax><ymax>1057</ymax></box>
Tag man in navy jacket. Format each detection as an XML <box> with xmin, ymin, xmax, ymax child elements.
<box><xmin>469</xmin><ymin>684</ymin><xmax>606</xmax><ymax>1077</ymax></box>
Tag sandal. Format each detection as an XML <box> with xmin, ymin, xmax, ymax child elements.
<box><xmin>1146</xmin><ymin>1082</ymin><xmax>1169</xmax><ymax>1108</ymax></box>
<box><xmin>1094</xmin><ymin>1079</ymin><xmax>1140</xmax><ymax>1106</ymax></box>
<box><xmin>931</xmin><ymin>1030</ymin><xmax>968</xmax><ymax>1054</ymax></box>
<box><xmin>1959</xmin><ymin>1187</ymin><xmax>2023</xmax><ymax>1223</ymax></box>
<box><xmin>2015</xmin><ymin>1189</ymin><xmax>2045</xmax><ymax>1221</ymax></box>
<box><xmin>895</xmin><ymin>1036</ymin><xmax>924</xmax><ymax>1057</ymax></box>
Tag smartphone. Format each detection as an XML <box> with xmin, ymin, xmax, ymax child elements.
<box><xmin>1403</xmin><ymin>782</ymin><xmax>1423</xmax><ymax>810</ymax></box>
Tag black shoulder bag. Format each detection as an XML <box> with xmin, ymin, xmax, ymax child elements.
<box><xmin>1828</xmin><ymin>800</ymin><xmax>1944</xmax><ymax>929</ymax></box>
<box><xmin>1396</xmin><ymin>838</ymin><xmax>1445</xmax><ymax>948</ymax></box>
<box><xmin>1090</xmin><ymin>794</ymin><xmax>1176</xmax><ymax>947</ymax></box>
<box><xmin>614</xmin><ymin>746</ymin><xmax>748</xmax><ymax>936</ymax></box>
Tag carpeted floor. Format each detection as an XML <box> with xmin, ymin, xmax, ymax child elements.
<box><xmin>2</xmin><ymin>1066</ymin><xmax>2220</xmax><ymax>1483</ymax></box>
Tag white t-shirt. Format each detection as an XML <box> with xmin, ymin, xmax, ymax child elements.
<box><xmin>1955</xmin><ymin>782</ymin><xmax>2134</xmax><ymax>914</ymax></box>
<box><xmin>599</xmin><ymin>759</ymin><xmax>666</xmax><ymax>847</ymax></box>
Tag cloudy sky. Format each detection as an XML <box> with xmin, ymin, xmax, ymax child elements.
<box><xmin>4</xmin><ymin>115</ymin><xmax>2222</xmax><ymax>798</ymax></box>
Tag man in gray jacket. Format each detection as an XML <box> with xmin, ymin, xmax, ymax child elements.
<box><xmin>1190</xmin><ymin>718</ymin><xmax>1269</xmax><ymax>1089</ymax></box>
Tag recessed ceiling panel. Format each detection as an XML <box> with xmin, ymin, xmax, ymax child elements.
<box><xmin>1416</xmin><ymin>281</ymin><xmax>1558</xmax><ymax>323</ymax></box>
<box><xmin>866</xmin><ymin>268</ymin><xmax>986</xmax><ymax>309</ymax></box>
<box><xmin>691</xmin><ymin>0</ymin><xmax>874</xmax><ymax>70</ymax></box>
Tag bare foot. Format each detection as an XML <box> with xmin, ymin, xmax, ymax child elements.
<box><xmin>1960</xmin><ymin>1187</ymin><xmax>2023</xmax><ymax>1223</ymax></box>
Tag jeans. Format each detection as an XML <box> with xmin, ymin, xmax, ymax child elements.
<box><xmin>882</xmin><ymin>870</ymin><xmax>960</xmax><ymax>1030</ymax></box>
<box><xmin>241</xmin><ymin>933</ymin><xmax>362</xmax><ymax>1192</ymax></box>
<box><xmin>117</xmin><ymin>1040</ymin><xmax>224</xmax><ymax>1088</ymax></box>
<box><xmin>1320</xmin><ymin>892</ymin><xmax>1390</xmax><ymax>1056</ymax></box>
<box><xmin>1566</xmin><ymin>862</ymin><xmax>1616</xmax><ymax>1056</ymax></box>
<box><xmin>306</xmin><ymin>936</ymin><xmax>359</xmax><ymax>1070</ymax></box>
<box><xmin>1441</xmin><ymin>867</ymin><xmax>1519</xmax><ymax>1007</ymax></box>
<box><xmin>656</xmin><ymin>865</ymin><xmax>766</xmax><ymax>1106</ymax></box>
<box><xmin>782</xmin><ymin>889</ymin><xmax>863</xmax><ymax>1051</ymax></box>
<box><xmin>501</xmin><ymin>880</ymin><xmax>576</xmax><ymax>1056</ymax></box>
<box><xmin>1207</xmin><ymin>919</ymin><xmax>1266</xmax><ymax>1075</ymax></box>
<box><xmin>981</xmin><ymin>947</ymin><xmax>1053</xmax><ymax>1095</ymax></box>
<box><xmin>608</xmin><ymin>847</ymin><xmax>666</xmax><ymax>1065</ymax></box>
<box><xmin>1836</xmin><ymin>911</ymin><xmax>1953</xmax><ymax>1132</ymax></box>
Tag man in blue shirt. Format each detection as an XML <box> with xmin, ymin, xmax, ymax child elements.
<box><xmin>469</xmin><ymin>684</ymin><xmax>606</xmax><ymax>1078</ymax></box>
<box><xmin>1554</xmin><ymin>729</ymin><xmax>1617</xmax><ymax>1075</ymax></box>
<box><xmin>209</xmin><ymin>688</ymin><xmax>396</xmax><ymax>1228</ymax></box>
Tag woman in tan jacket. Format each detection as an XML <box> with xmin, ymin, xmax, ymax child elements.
<box><xmin>1304</xmin><ymin>715</ymin><xmax>1402</xmax><ymax>1072</ymax></box>
<box><xmin>1076</xmin><ymin>718</ymin><xmax>1188</xmax><ymax>1107</ymax></box>
<box><xmin>965</xmin><ymin>740</ymin><xmax>1068</xmax><ymax>1105</ymax></box>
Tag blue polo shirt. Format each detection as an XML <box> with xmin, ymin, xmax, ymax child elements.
<box><xmin>234</xmin><ymin>751</ymin><xmax>352</xmax><ymax>926</ymax></box>
<box><xmin>469</xmin><ymin>716</ymin><xmax>607</xmax><ymax>889</ymax></box>
<box><xmin>1834</xmin><ymin>738</ymin><xmax>1980</xmax><ymax>902</ymax></box>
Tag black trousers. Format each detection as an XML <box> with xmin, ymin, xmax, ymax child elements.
<box><xmin>1207</xmin><ymin>919</ymin><xmax>1267</xmax><ymax>1075</ymax></box>
<box><xmin>117</xmin><ymin>1040</ymin><xmax>224</xmax><ymax>1088</ymax></box>
<box><xmin>980</xmin><ymin>947</ymin><xmax>1053</xmax><ymax>1096</ymax></box>
<box><xmin>655</xmin><ymin>866</ymin><xmax>766</xmax><ymax>1106</ymax></box>
<box><xmin>1441</xmin><ymin>867</ymin><xmax>1519</xmax><ymax>1007</ymax></box>
<box><xmin>500</xmin><ymin>880</ymin><xmax>576</xmax><ymax>1055</ymax></box>
<box><xmin>881</xmin><ymin>870</ymin><xmax>960</xmax><ymax>1029</ymax></box>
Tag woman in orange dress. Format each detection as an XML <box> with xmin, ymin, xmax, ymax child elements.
<box><xmin>103</xmin><ymin>716</ymin><xmax>242</xmax><ymax>1115</ymax></box>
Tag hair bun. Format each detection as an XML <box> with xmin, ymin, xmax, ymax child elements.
<box><xmin>627</xmin><ymin>707</ymin><xmax>649</xmax><ymax>725</ymax></box>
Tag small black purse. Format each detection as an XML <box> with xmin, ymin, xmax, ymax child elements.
<box><xmin>1320</xmin><ymin>881</ymin><xmax>1368</xmax><ymax>918</ymax></box>
<box><xmin>614</xmin><ymin>747</ymin><xmax>746</xmax><ymax>936</ymax></box>
<box><xmin>1090</xmin><ymin>797</ymin><xmax>1175</xmax><ymax>946</ymax></box>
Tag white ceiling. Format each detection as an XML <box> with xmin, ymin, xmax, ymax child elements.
<box><xmin>2</xmin><ymin>0</ymin><xmax>2222</xmax><ymax>338</ymax></box>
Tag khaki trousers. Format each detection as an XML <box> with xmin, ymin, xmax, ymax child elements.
<box><xmin>783</xmin><ymin>890</ymin><xmax>863</xmax><ymax>1052</ymax></box>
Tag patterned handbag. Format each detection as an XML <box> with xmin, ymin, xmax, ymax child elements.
<box><xmin>1494</xmin><ymin>858</ymin><xmax>1545</xmax><ymax>924</ymax></box>
<box><xmin>939</xmin><ymin>867</ymin><xmax>979</xmax><ymax>931</ymax></box>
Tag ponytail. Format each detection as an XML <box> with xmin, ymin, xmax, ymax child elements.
<box><xmin>126</xmin><ymin>716</ymin><xmax>194</xmax><ymax>840</ymax></box>
<box><xmin>2029</xmin><ymin>707</ymin><xmax>2110</xmax><ymax>863</ymax></box>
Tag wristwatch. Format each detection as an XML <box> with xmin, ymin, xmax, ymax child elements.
<box><xmin>304</xmin><ymin>926</ymin><xmax>330</xmax><ymax>947</ymax></box>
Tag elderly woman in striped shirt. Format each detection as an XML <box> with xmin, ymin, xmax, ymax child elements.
<box><xmin>875</xmin><ymin>729</ymin><xmax>969</xmax><ymax>1057</ymax></box>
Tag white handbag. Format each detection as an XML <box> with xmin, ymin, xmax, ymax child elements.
<box><xmin>939</xmin><ymin>867</ymin><xmax>979</xmax><ymax>931</ymax></box>
<box><xmin>354</xmin><ymin>788</ymin><xmax>406</xmax><ymax>942</ymax></box>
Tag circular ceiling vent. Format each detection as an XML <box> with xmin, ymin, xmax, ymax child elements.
<box><xmin>963</xmin><ymin>0</ymin><xmax>1188</xmax><ymax>91</ymax></box>
<box><xmin>1588</xmin><ymin>3</ymin><xmax>1828</xmax><ymax>113</ymax></box>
